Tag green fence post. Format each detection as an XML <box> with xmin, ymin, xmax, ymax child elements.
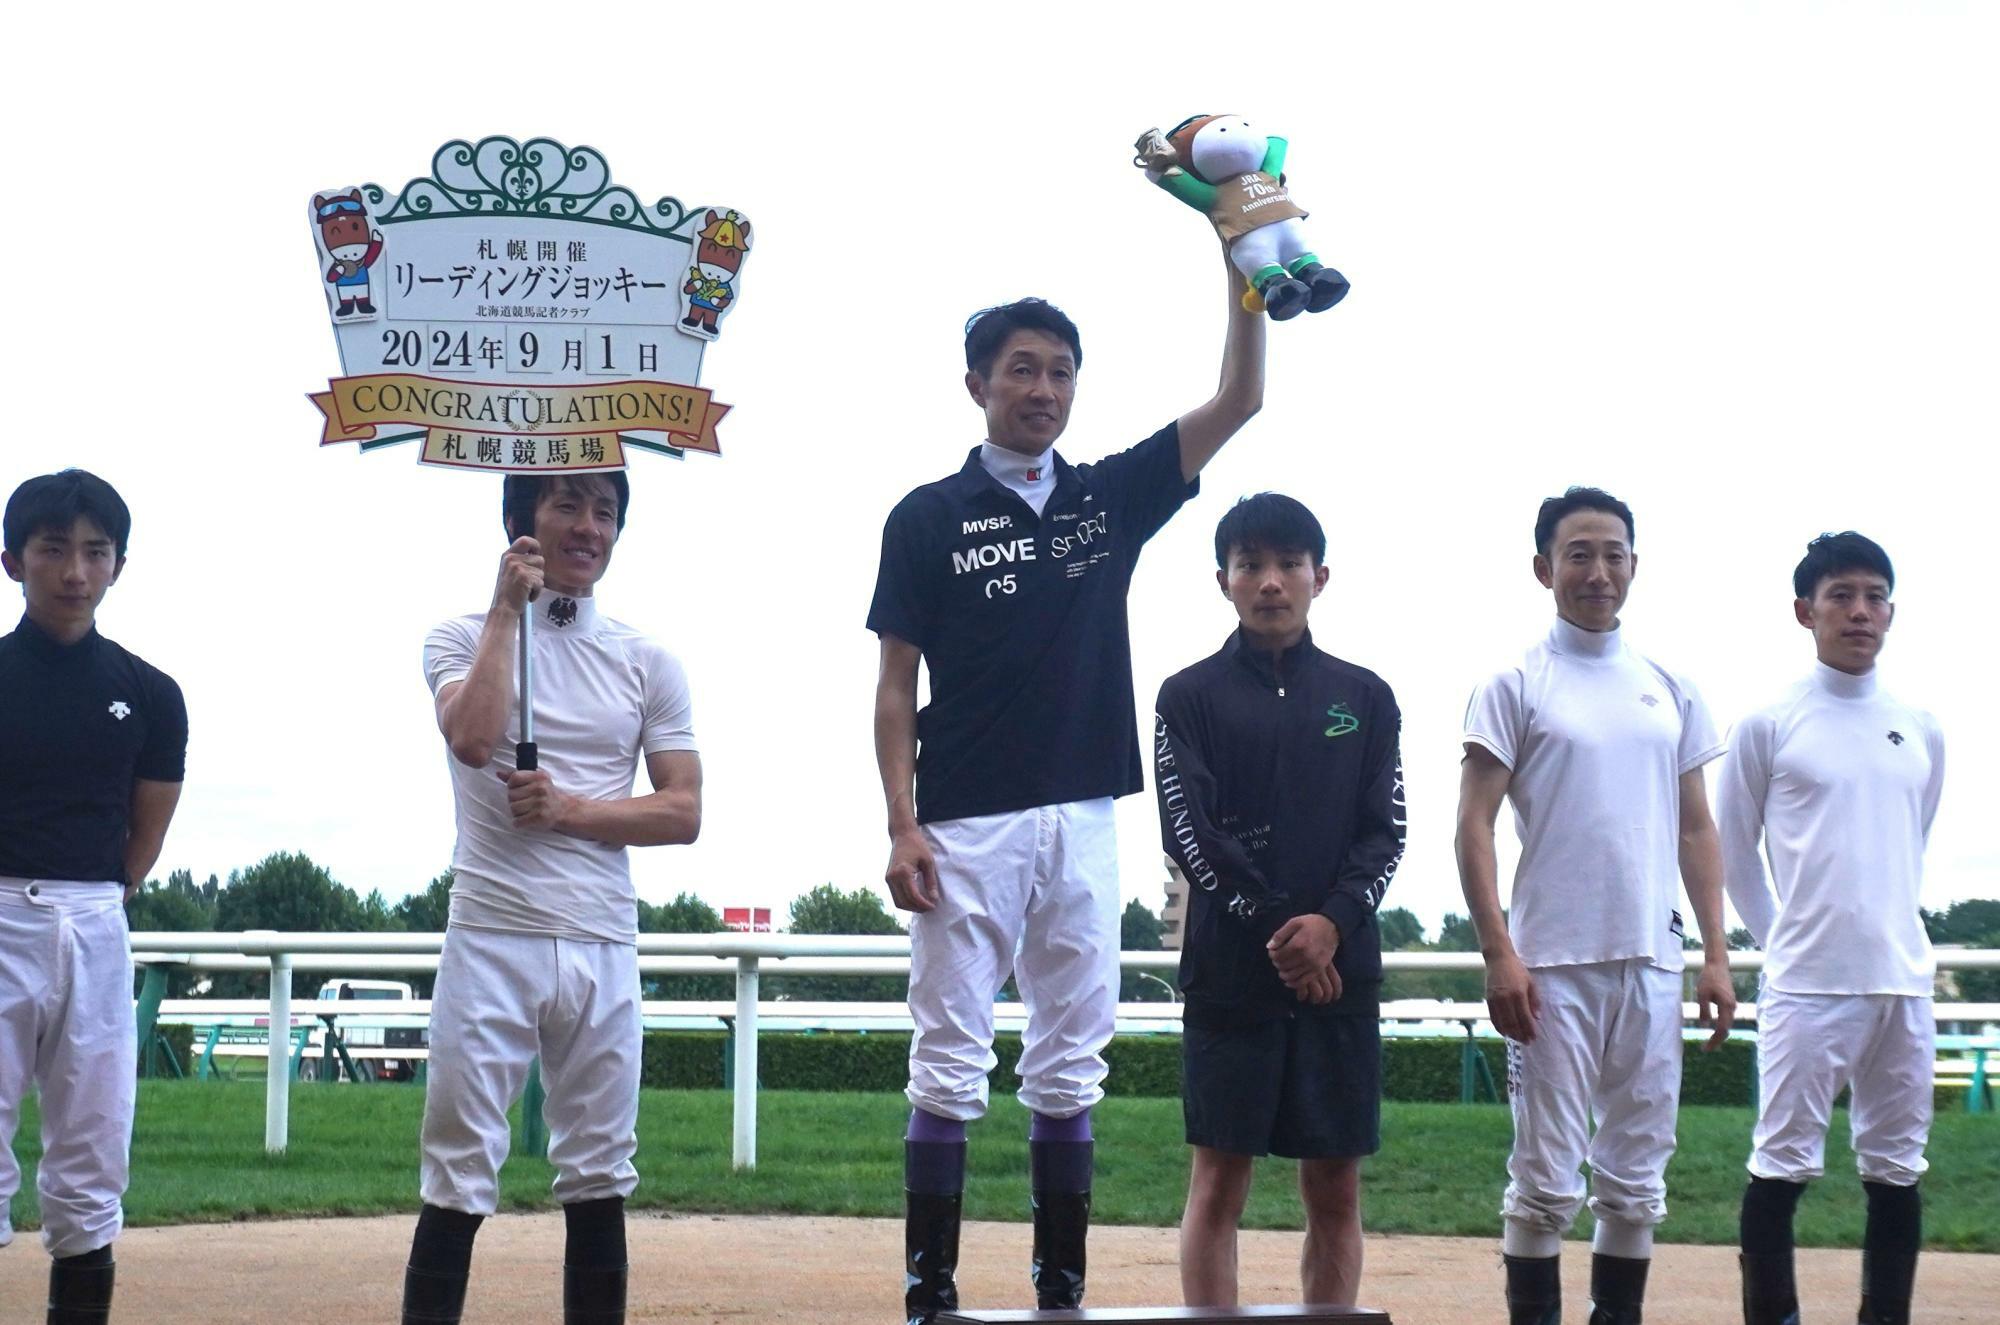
<box><xmin>522</xmin><ymin>1058</ymin><xmax>549</xmax><ymax>1158</ymax></box>
<box><xmin>1459</xmin><ymin>1024</ymin><xmax>1475</xmax><ymax>1104</ymax></box>
<box><xmin>134</xmin><ymin>965</ymin><xmax>169</xmax><ymax>1078</ymax></box>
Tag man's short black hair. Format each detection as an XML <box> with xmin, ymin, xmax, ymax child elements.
<box><xmin>1534</xmin><ymin>486</ymin><xmax>1635</xmax><ymax>557</ymax></box>
<box><xmin>502</xmin><ymin>472</ymin><xmax>630</xmax><ymax>541</ymax></box>
<box><xmin>1214</xmin><ymin>493</ymin><xmax>1326</xmax><ymax>569</ymax></box>
<box><xmin>964</xmin><ymin>298</ymin><xmax>1083</xmax><ymax>377</ymax></box>
<box><xmin>1793</xmin><ymin>531</ymin><xmax>1893</xmax><ymax>599</ymax></box>
<box><xmin>4</xmin><ymin>469</ymin><xmax>132</xmax><ymax>558</ymax></box>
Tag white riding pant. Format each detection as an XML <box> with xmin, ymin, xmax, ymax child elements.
<box><xmin>0</xmin><ymin>877</ymin><xmax>135</xmax><ymax>1258</ymax></box>
<box><xmin>420</xmin><ymin>928</ymin><xmax>641</xmax><ymax>1215</ymax></box>
<box><xmin>1503</xmin><ymin>959</ymin><xmax>1683</xmax><ymax>1257</ymax></box>
<box><xmin>906</xmin><ymin>799</ymin><xmax>1119</xmax><ymax>1122</ymax></box>
<box><xmin>1749</xmin><ymin>988</ymin><xmax>1933</xmax><ymax>1186</ymax></box>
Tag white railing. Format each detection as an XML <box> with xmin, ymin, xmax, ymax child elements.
<box><xmin>130</xmin><ymin>931</ymin><xmax>2000</xmax><ymax>1169</ymax></box>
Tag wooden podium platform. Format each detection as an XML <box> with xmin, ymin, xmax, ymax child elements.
<box><xmin>936</xmin><ymin>1307</ymin><xmax>1390</xmax><ymax>1323</ymax></box>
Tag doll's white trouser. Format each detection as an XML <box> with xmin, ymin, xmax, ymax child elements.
<box><xmin>1748</xmin><ymin>988</ymin><xmax>1932</xmax><ymax>1186</ymax></box>
<box><xmin>1501</xmin><ymin>959</ymin><xmax>1683</xmax><ymax>1258</ymax></box>
<box><xmin>0</xmin><ymin>877</ymin><xmax>135</xmax><ymax>1259</ymax></box>
<box><xmin>1229</xmin><ymin>218</ymin><xmax>1315</xmax><ymax>281</ymax></box>
<box><xmin>905</xmin><ymin>798</ymin><xmax>1120</xmax><ymax>1122</ymax></box>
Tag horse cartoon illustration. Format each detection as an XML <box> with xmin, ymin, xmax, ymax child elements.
<box><xmin>313</xmin><ymin>189</ymin><xmax>384</xmax><ymax>319</ymax></box>
<box><xmin>679</xmin><ymin>209</ymin><xmax>750</xmax><ymax>339</ymax></box>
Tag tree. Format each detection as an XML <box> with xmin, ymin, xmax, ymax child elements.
<box><xmin>1434</xmin><ymin>912</ymin><xmax>1483</xmax><ymax>951</ymax></box>
<box><xmin>213</xmin><ymin>852</ymin><xmax>366</xmax><ymax>996</ymax></box>
<box><xmin>1925</xmin><ymin>900</ymin><xmax>2000</xmax><ymax>945</ymax></box>
<box><xmin>640</xmin><ymin>891</ymin><xmax>725</xmax><ymax>934</ymax></box>
<box><xmin>1119</xmin><ymin>898</ymin><xmax>1171</xmax><ymax>1001</ymax></box>
<box><xmin>787</xmin><ymin>884</ymin><xmax>907</xmax><ymax>936</ymax></box>
<box><xmin>393</xmin><ymin>870</ymin><xmax>456</xmax><ymax>932</ymax></box>
<box><xmin>1377</xmin><ymin>907</ymin><xmax>1426</xmax><ymax>951</ymax></box>
<box><xmin>1380</xmin><ymin>910</ymin><xmax>1488</xmax><ymax>1003</ymax></box>
<box><xmin>126</xmin><ymin>880</ymin><xmax>213</xmax><ymax>934</ymax></box>
<box><xmin>126</xmin><ymin>878</ymin><xmax>217</xmax><ymax>997</ymax></box>
<box><xmin>357</xmin><ymin>889</ymin><xmax>404</xmax><ymax>932</ymax></box>
<box><xmin>639</xmin><ymin>891</ymin><xmax>731</xmax><ymax>1000</ymax></box>
<box><xmin>1927</xmin><ymin>899</ymin><xmax>2000</xmax><ymax>1003</ymax></box>
<box><xmin>769</xmin><ymin>884</ymin><xmax>907</xmax><ymax>1002</ymax></box>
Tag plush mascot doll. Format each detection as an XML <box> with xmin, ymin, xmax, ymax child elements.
<box><xmin>1134</xmin><ymin>115</ymin><xmax>1349</xmax><ymax>320</ymax></box>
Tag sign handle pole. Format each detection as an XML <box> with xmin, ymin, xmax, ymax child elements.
<box><xmin>517</xmin><ymin>599</ymin><xmax>538</xmax><ymax>771</ymax></box>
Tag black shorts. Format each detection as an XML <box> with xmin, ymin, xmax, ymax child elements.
<box><xmin>1182</xmin><ymin>1008</ymin><xmax>1382</xmax><ymax>1160</ymax></box>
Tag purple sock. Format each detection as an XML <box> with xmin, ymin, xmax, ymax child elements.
<box><xmin>907</xmin><ymin>1108</ymin><xmax>967</xmax><ymax>1145</ymax></box>
<box><xmin>905</xmin><ymin>1110</ymin><xmax>968</xmax><ymax>1196</ymax></box>
<box><xmin>1029</xmin><ymin>1108</ymin><xmax>1092</xmax><ymax>1143</ymax></box>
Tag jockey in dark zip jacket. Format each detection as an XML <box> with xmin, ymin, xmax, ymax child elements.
<box><xmin>1154</xmin><ymin>626</ymin><xmax>1406</xmax><ymax>1015</ymax></box>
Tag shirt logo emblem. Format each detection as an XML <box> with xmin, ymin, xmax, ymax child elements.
<box><xmin>108</xmin><ymin>701</ymin><xmax>132</xmax><ymax>720</ymax></box>
<box><xmin>548</xmin><ymin>597</ymin><xmax>579</xmax><ymax>628</ymax></box>
<box><xmin>1639</xmin><ymin>693</ymin><xmax>1660</xmax><ymax>707</ymax></box>
<box><xmin>1324</xmin><ymin>702</ymin><xmax>1359</xmax><ymax>738</ymax></box>
<box><xmin>1887</xmin><ymin>730</ymin><xmax>1905</xmax><ymax>745</ymax></box>
<box><xmin>1025</xmin><ymin>467</ymin><xmax>1042</xmax><ymax>482</ymax></box>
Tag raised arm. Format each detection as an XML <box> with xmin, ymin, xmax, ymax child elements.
<box><xmin>436</xmin><ymin>536</ymin><xmax>543</xmax><ymax>767</ymax></box>
<box><xmin>1678</xmin><ymin>767</ymin><xmax>1738</xmax><ymax>1047</ymax></box>
<box><xmin>876</xmin><ymin>634</ymin><xmax>939</xmax><ymax>912</ymax></box>
<box><xmin>123</xmin><ymin>778</ymin><xmax>183</xmax><ymax>900</ymax></box>
<box><xmin>1175</xmin><ymin>249</ymin><xmax>1268</xmax><ymax>482</ymax></box>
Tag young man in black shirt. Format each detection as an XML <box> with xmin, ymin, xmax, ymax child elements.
<box><xmin>870</xmin><ymin>254</ymin><xmax>1266</xmax><ymax>1323</ymax></box>
<box><xmin>1154</xmin><ymin>493</ymin><xmax>1404</xmax><ymax>1309</ymax></box>
<box><xmin>0</xmin><ymin>470</ymin><xmax>187</xmax><ymax>1323</ymax></box>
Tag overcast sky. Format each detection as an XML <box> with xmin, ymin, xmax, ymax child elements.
<box><xmin>7</xmin><ymin>3</ymin><xmax>1993</xmax><ymax>935</ymax></box>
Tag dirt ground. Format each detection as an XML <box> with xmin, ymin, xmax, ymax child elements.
<box><xmin>1</xmin><ymin>1213</ymin><xmax>1991</xmax><ymax>1322</ymax></box>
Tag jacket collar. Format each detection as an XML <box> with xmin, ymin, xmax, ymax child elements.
<box><xmin>1227</xmin><ymin>625</ymin><xmax>1316</xmax><ymax>684</ymax></box>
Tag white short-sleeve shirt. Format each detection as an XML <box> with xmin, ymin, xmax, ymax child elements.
<box><xmin>1464</xmin><ymin>617</ymin><xmax>1724</xmax><ymax>971</ymax></box>
<box><xmin>1716</xmin><ymin>663</ymin><xmax>1943</xmax><ymax>996</ymax></box>
<box><xmin>424</xmin><ymin>591</ymin><xmax>697</xmax><ymax>944</ymax></box>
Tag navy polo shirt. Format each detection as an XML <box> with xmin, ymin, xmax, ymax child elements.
<box><xmin>0</xmin><ymin>614</ymin><xmax>187</xmax><ymax>883</ymax></box>
<box><xmin>868</xmin><ymin>422</ymin><xmax>1197</xmax><ymax>824</ymax></box>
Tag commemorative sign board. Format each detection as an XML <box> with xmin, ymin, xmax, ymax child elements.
<box><xmin>307</xmin><ymin>136</ymin><xmax>748</xmax><ymax>472</ymax></box>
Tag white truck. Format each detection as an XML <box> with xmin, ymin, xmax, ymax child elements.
<box><xmin>298</xmin><ymin>978</ymin><xmax>429</xmax><ymax>1082</ymax></box>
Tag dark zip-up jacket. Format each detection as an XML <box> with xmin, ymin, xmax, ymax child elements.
<box><xmin>1154</xmin><ymin>628</ymin><xmax>1405</xmax><ymax>1015</ymax></box>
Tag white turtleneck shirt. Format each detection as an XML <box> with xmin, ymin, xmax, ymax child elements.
<box><xmin>1463</xmin><ymin>617</ymin><xmax>1724</xmax><ymax>972</ymax></box>
<box><xmin>979</xmin><ymin>441</ymin><xmax>1057</xmax><ymax>516</ymax></box>
<box><xmin>1717</xmin><ymin>661</ymin><xmax>1944</xmax><ymax>996</ymax></box>
<box><xmin>424</xmin><ymin>590</ymin><xmax>697</xmax><ymax>944</ymax></box>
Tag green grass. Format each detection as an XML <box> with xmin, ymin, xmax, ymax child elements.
<box><xmin>7</xmin><ymin>1083</ymin><xmax>1996</xmax><ymax>1251</ymax></box>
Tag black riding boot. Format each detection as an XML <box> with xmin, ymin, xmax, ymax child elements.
<box><xmin>1740</xmin><ymin>1175</ymin><xmax>1807</xmax><ymax>1325</ymax></box>
<box><xmin>562</xmin><ymin>1264</ymin><xmax>628</xmax><ymax>1325</ymax></box>
<box><xmin>1504</xmin><ymin>1253</ymin><xmax>1562</xmax><ymax>1325</ymax></box>
<box><xmin>562</xmin><ymin>1196</ymin><xmax>628</xmax><ymax>1325</ymax></box>
<box><xmin>1589</xmin><ymin>1253</ymin><xmax>1650</xmax><ymax>1324</ymax></box>
<box><xmin>1858</xmin><ymin>1181</ymin><xmax>1920</xmax><ymax>1325</ymax></box>
<box><xmin>904</xmin><ymin>1188</ymin><xmax>963</xmax><ymax>1325</ymax></box>
<box><xmin>47</xmin><ymin>1246</ymin><xmax>115</xmax><ymax>1325</ymax></box>
<box><xmin>401</xmin><ymin>1204</ymin><xmax>482</xmax><ymax>1325</ymax></box>
<box><xmin>1740</xmin><ymin>1254</ymin><xmax>1800</xmax><ymax>1325</ymax></box>
<box><xmin>1029</xmin><ymin>1139</ymin><xmax>1092</xmax><ymax>1309</ymax></box>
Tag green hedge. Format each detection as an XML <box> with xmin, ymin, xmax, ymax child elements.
<box><xmin>636</xmin><ymin>1030</ymin><xmax>1764</xmax><ymax>1107</ymax></box>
